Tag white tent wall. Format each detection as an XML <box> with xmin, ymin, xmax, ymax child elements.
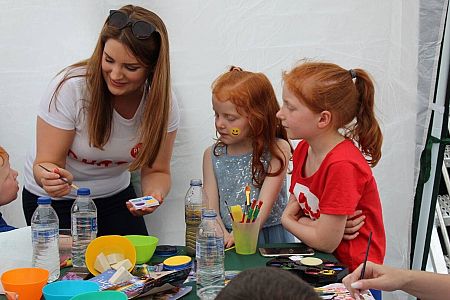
<box><xmin>0</xmin><ymin>1</ymin><xmax>420</xmax><ymax>298</ymax></box>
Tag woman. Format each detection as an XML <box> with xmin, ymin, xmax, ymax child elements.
<box><xmin>22</xmin><ymin>5</ymin><xmax>179</xmax><ymax>236</ymax></box>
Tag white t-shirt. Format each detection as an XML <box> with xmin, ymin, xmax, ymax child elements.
<box><xmin>24</xmin><ymin>68</ymin><xmax>180</xmax><ymax>199</ymax></box>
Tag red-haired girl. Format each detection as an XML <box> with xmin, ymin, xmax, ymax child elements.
<box><xmin>203</xmin><ymin>66</ymin><xmax>294</xmax><ymax>248</ymax></box>
<box><xmin>277</xmin><ymin>61</ymin><xmax>386</xmax><ymax>273</ymax></box>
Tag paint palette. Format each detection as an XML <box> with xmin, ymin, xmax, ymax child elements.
<box><xmin>266</xmin><ymin>256</ymin><xmax>349</xmax><ymax>287</ymax></box>
<box><xmin>129</xmin><ymin>196</ymin><xmax>160</xmax><ymax>210</ymax></box>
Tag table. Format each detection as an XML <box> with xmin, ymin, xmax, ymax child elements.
<box><xmin>0</xmin><ymin>243</ymin><xmax>337</xmax><ymax>300</ymax></box>
<box><xmin>151</xmin><ymin>243</ymin><xmax>337</xmax><ymax>299</ymax></box>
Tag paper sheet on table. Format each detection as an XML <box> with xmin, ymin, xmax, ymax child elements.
<box><xmin>0</xmin><ymin>226</ymin><xmax>33</xmax><ymax>293</ymax></box>
<box><xmin>316</xmin><ymin>283</ymin><xmax>375</xmax><ymax>300</ymax></box>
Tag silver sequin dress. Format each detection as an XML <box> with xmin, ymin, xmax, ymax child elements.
<box><xmin>211</xmin><ymin>143</ymin><xmax>288</xmax><ymax>232</ymax></box>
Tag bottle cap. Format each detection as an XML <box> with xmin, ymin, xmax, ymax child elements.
<box><xmin>202</xmin><ymin>208</ymin><xmax>217</xmax><ymax>218</ymax></box>
<box><xmin>77</xmin><ymin>188</ymin><xmax>91</xmax><ymax>196</ymax></box>
<box><xmin>37</xmin><ymin>196</ymin><xmax>52</xmax><ymax>205</ymax></box>
<box><xmin>163</xmin><ymin>255</ymin><xmax>192</xmax><ymax>271</ymax></box>
<box><xmin>189</xmin><ymin>179</ymin><xmax>202</xmax><ymax>186</ymax></box>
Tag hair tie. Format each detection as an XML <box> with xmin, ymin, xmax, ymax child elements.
<box><xmin>229</xmin><ymin>66</ymin><xmax>243</xmax><ymax>72</ymax></box>
<box><xmin>349</xmin><ymin>69</ymin><xmax>357</xmax><ymax>79</ymax></box>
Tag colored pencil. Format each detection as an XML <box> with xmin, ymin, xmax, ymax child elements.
<box><xmin>38</xmin><ymin>164</ymin><xmax>79</xmax><ymax>190</ymax></box>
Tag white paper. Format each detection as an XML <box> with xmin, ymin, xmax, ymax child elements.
<box><xmin>0</xmin><ymin>226</ymin><xmax>33</xmax><ymax>293</ymax></box>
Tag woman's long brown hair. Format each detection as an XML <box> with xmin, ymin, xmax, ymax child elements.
<box><xmin>50</xmin><ymin>5</ymin><xmax>171</xmax><ymax>170</ymax></box>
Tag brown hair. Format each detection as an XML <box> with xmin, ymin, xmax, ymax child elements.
<box><xmin>216</xmin><ymin>267</ymin><xmax>321</xmax><ymax>300</ymax></box>
<box><xmin>283</xmin><ymin>61</ymin><xmax>383</xmax><ymax>167</ymax></box>
<box><xmin>212</xmin><ymin>66</ymin><xmax>291</xmax><ymax>187</ymax></box>
<box><xmin>50</xmin><ymin>5</ymin><xmax>171</xmax><ymax>170</ymax></box>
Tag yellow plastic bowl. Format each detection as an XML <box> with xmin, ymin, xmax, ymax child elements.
<box><xmin>85</xmin><ymin>235</ymin><xmax>136</xmax><ymax>276</ymax></box>
<box><xmin>125</xmin><ymin>235</ymin><xmax>159</xmax><ymax>264</ymax></box>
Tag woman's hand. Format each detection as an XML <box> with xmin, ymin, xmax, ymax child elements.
<box><xmin>343</xmin><ymin>210</ymin><xmax>366</xmax><ymax>240</ymax></box>
<box><xmin>343</xmin><ymin>261</ymin><xmax>406</xmax><ymax>300</ymax></box>
<box><xmin>126</xmin><ymin>192</ymin><xmax>164</xmax><ymax>216</ymax></box>
<box><xmin>38</xmin><ymin>166</ymin><xmax>73</xmax><ymax>197</ymax></box>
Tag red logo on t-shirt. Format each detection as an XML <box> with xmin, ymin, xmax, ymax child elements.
<box><xmin>131</xmin><ymin>143</ymin><xmax>142</xmax><ymax>158</ymax></box>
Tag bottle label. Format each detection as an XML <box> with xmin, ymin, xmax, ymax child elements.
<box><xmin>32</xmin><ymin>228</ymin><xmax>58</xmax><ymax>243</ymax></box>
<box><xmin>91</xmin><ymin>217</ymin><xmax>97</xmax><ymax>232</ymax></box>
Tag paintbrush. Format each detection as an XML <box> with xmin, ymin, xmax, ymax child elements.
<box><xmin>359</xmin><ymin>231</ymin><xmax>373</xmax><ymax>280</ymax></box>
<box><xmin>245</xmin><ymin>185</ymin><xmax>251</xmax><ymax>206</ymax></box>
<box><xmin>38</xmin><ymin>164</ymin><xmax>79</xmax><ymax>190</ymax></box>
<box><xmin>224</xmin><ymin>200</ymin><xmax>234</xmax><ymax>221</ymax></box>
<box><xmin>242</xmin><ymin>185</ymin><xmax>251</xmax><ymax>222</ymax></box>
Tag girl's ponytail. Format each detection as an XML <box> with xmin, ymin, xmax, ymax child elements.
<box><xmin>352</xmin><ymin>69</ymin><xmax>383</xmax><ymax>167</ymax></box>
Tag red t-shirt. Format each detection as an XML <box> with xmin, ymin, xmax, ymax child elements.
<box><xmin>289</xmin><ymin>139</ymin><xmax>386</xmax><ymax>271</ymax></box>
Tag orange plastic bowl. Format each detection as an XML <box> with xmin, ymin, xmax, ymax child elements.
<box><xmin>1</xmin><ymin>267</ymin><xmax>49</xmax><ymax>300</ymax></box>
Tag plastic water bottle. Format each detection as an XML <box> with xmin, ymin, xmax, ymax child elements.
<box><xmin>31</xmin><ymin>196</ymin><xmax>60</xmax><ymax>282</ymax></box>
<box><xmin>71</xmin><ymin>188</ymin><xmax>97</xmax><ymax>267</ymax></box>
<box><xmin>185</xmin><ymin>179</ymin><xmax>206</xmax><ymax>256</ymax></box>
<box><xmin>196</xmin><ymin>209</ymin><xmax>225</xmax><ymax>294</ymax></box>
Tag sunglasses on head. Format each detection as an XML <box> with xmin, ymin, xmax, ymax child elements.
<box><xmin>108</xmin><ymin>10</ymin><xmax>156</xmax><ymax>40</ymax></box>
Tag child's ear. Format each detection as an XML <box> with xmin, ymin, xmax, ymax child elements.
<box><xmin>317</xmin><ymin>111</ymin><xmax>332</xmax><ymax>128</ymax></box>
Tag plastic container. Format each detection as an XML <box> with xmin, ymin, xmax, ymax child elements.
<box><xmin>125</xmin><ymin>235</ymin><xmax>159</xmax><ymax>264</ymax></box>
<box><xmin>69</xmin><ymin>290</ymin><xmax>127</xmax><ymax>300</ymax></box>
<box><xmin>71</xmin><ymin>188</ymin><xmax>98</xmax><ymax>267</ymax></box>
<box><xmin>85</xmin><ymin>235</ymin><xmax>136</xmax><ymax>276</ymax></box>
<box><xmin>31</xmin><ymin>196</ymin><xmax>60</xmax><ymax>282</ymax></box>
<box><xmin>43</xmin><ymin>280</ymin><xmax>100</xmax><ymax>300</ymax></box>
<box><xmin>185</xmin><ymin>179</ymin><xmax>207</xmax><ymax>256</ymax></box>
<box><xmin>0</xmin><ymin>267</ymin><xmax>49</xmax><ymax>300</ymax></box>
<box><xmin>163</xmin><ymin>255</ymin><xmax>192</xmax><ymax>271</ymax></box>
<box><xmin>231</xmin><ymin>218</ymin><xmax>261</xmax><ymax>255</ymax></box>
<box><xmin>196</xmin><ymin>209</ymin><xmax>225</xmax><ymax>295</ymax></box>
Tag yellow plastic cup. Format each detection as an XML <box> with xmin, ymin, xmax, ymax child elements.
<box><xmin>1</xmin><ymin>267</ymin><xmax>49</xmax><ymax>300</ymax></box>
<box><xmin>232</xmin><ymin>218</ymin><xmax>261</xmax><ymax>255</ymax></box>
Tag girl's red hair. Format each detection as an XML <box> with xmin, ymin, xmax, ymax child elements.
<box><xmin>212</xmin><ymin>67</ymin><xmax>291</xmax><ymax>187</ymax></box>
<box><xmin>284</xmin><ymin>61</ymin><xmax>382</xmax><ymax>167</ymax></box>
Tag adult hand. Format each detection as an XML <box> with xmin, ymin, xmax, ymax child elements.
<box><xmin>39</xmin><ymin>166</ymin><xmax>73</xmax><ymax>197</ymax></box>
<box><xmin>343</xmin><ymin>210</ymin><xmax>365</xmax><ymax>240</ymax></box>
<box><xmin>343</xmin><ymin>261</ymin><xmax>405</xmax><ymax>300</ymax></box>
<box><xmin>126</xmin><ymin>192</ymin><xmax>164</xmax><ymax>216</ymax></box>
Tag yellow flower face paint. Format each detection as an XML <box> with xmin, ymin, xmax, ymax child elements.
<box><xmin>230</xmin><ymin>128</ymin><xmax>241</xmax><ymax>136</ymax></box>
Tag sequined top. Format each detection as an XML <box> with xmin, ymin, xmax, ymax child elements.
<box><xmin>211</xmin><ymin>143</ymin><xmax>287</xmax><ymax>230</ymax></box>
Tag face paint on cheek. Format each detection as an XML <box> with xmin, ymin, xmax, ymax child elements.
<box><xmin>230</xmin><ymin>128</ymin><xmax>241</xmax><ymax>136</ymax></box>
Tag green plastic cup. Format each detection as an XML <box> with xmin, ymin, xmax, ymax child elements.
<box><xmin>70</xmin><ymin>291</ymin><xmax>127</xmax><ymax>300</ymax></box>
<box><xmin>232</xmin><ymin>218</ymin><xmax>261</xmax><ymax>255</ymax></box>
<box><xmin>125</xmin><ymin>235</ymin><xmax>159</xmax><ymax>264</ymax></box>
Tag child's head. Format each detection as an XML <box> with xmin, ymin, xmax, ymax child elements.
<box><xmin>279</xmin><ymin>60</ymin><xmax>382</xmax><ymax>166</ymax></box>
<box><xmin>211</xmin><ymin>66</ymin><xmax>290</xmax><ymax>186</ymax></box>
<box><xmin>216</xmin><ymin>267</ymin><xmax>321</xmax><ymax>300</ymax></box>
<box><xmin>0</xmin><ymin>146</ymin><xmax>19</xmax><ymax>206</ymax></box>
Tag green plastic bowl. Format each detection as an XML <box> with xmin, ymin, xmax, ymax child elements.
<box><xmin>70</xmin><ymin>291</ymin><xmax>127</xmax><ymax>300</ymax></box>
<box><xmin>125</xmin><ymin>235</ymin><xmax>159</xmax><ymax>264</ymax></box>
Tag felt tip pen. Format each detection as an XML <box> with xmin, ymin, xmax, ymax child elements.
<box><xmin>251</xmin><ymin>201</ymin><xmax>263</xmax><ymax>222</ymax></box>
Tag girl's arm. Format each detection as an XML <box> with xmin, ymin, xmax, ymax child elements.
<box><xmin>33</xmin><ymin>117</ymin><xmax>76</xmax><ymax>198</ymax></box>
<box><xmin>203</xmin><ymin>146</ymin><xmax>233</xmax><ymax>247</ymax></box>
<box><xmin>257</xmin><ymin>139</ymin><xmax>291</xmax><ymax>228</ymax></box>
<box><xmin>127</xmin><ymin>130</ymin><xmax>177</xmax><ymax>216</ymax></box>
<box><xmin>282</xmin><ymin>196</ymin><xmax>346</xmax><ymax>253</ymax></box>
